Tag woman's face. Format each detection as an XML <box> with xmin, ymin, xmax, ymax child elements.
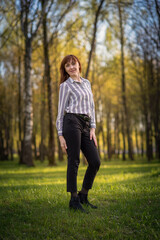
<box><xmin>64</xmin><ymin>59</ymin><xmax>80</xmax><ymax>77</ymax></box>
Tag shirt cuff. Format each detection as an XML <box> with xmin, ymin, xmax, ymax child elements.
<box><xmin>58</xmin><ymin>131</ymin><xmax>63</xmax><ymax>136</ymax></box>
<box><xmin>90</xmin><ymin>123</ymin><xmax>96</xmax><ymax>129</ymax></box>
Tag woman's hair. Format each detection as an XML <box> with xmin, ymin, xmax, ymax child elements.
<box><xmin>60</xmin><ymin>55</ymin><xmax>81</xmax><ymax>84</ymax></box>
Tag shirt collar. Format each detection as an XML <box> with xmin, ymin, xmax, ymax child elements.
<box><xmin>68</xmin><ymin>77</ymin><xmax>85</xmax><ymax>84</ymax></box>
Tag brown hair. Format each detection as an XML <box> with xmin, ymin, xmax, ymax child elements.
<box><xmin>60</xmin><ymin>55</ymin><xmax>81</xmax><ymax>84</ymax></box>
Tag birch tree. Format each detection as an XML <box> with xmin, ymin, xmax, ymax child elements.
<box><xmin>20</xmin><ymin>0</ymin><xmax>44</xmax><ymax>166</ymax></box>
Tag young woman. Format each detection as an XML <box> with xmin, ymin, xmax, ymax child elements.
<box><xmin>56</xmin><ymin>55</ymin><xmax>100</xmax><ymax>212</ymax></box>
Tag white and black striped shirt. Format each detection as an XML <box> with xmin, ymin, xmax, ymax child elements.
<box><xmin>56</xmin><ymin>77</ymin><xmax>96</xmax><ymax>136</ymax></box>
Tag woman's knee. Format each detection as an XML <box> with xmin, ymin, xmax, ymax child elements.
<box><xmin>96</xmin><ymin>159</ymin><xmax>101</xmax><ymax>170</ymax></box>
<box><xmin>90</xmin><ymin>158</ymin><xmax>100</xmax><ymax>171</ymax></box>
<box><xmin>68</xmin><ymin>157</ymin><xmax>80</xmax><ymax>170</ymax></box>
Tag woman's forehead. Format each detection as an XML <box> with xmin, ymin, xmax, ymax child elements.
<box><xmin>65</xmin><ymin>58</ymin><xmax>77</xmax><ymax>64</ymax></box>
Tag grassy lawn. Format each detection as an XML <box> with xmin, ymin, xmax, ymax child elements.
<box><xmin>0</xmin><ymin>158</ymin><xmax>160</xmax><ymax>240</ymax></box>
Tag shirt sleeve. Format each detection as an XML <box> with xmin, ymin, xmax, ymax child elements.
<box><xmin>89</xmin><ymin>82</ymin><xmax>96</xmax><ymax>129</ymax></box>
<box><xmin>56</xmin><ymin>82</ymin><xmax>70</xmax><ymax>136</ymax></box>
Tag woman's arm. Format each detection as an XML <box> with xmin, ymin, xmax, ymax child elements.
<box><xmin>90</xmin><ymin>128</ymin><xmax>97</xmax><ymax>147</ymax></box>
<box><xmin>59</xmin><ymin>136</ymin><xmax>67</xmax><ymax>153</ymax></box>
<box><xmin>88</xmin><ymin>81</ymin><xmax>97</xmax><ymax>147</ymax></box>
<box><xmin>88</xmin><ymin>81</ymin><xmax>96</xmax><ymax>129</ymax></box>
<box><xmin>56</xmin><ymin>82</ymin><xmax>70</xmax><ymax>136</ymax></box>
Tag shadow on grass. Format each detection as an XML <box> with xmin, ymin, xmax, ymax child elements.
<box><xmin>0</xmin><ymin>185</ymin><xmax>160</xmax><ymax>240</ymax></box>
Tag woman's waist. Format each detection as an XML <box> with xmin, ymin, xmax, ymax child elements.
<box><xmin>65</xmin><ymin>112</ymin><xmax>91</xmax><ymax>122</ymax></box>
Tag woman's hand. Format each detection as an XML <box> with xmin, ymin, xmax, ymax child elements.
<box><xmin>90</xmin><ymin>128</ymin><xmax>97</xmax><ymax>147</ymax></box>
<box><xmin>59</xmin><ymin>136</ymin><xmax>67</xmax><ymax>153</ymax></box>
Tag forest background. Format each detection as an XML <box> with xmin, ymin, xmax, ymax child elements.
<box><xmin>0</xmin><ymin>0</ymin><xmax>160</xmax><ymax>166</ymax></box>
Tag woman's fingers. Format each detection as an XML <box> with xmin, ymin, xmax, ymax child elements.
<box><xmin>61</xmin><ymin>145</ymin><xmax>67</xmax><ymax>153</ymax></box>
<box><xmin>93</xmin><ymin>135</ymin><xmax>97</xmax><ymax>147</ymax></box>
<box><xmin>59</xmin><ymin>136</ymin><xmax>67</xmax><ymax>153</ymax></box>
<box><xmin>90</xmin><ymin>131</ymin><xmax>92</xmax><ymax>140</ymax></box>
<box><xmin>63</xmin><ymin>141</ymin><xmax>67</xmax><ymax>153</ymax></box>
<box><xmin>62</xmin><ymin>147</ymin><xmax>67</xmax><ymax>153</ymax></box>
<box><xmin>90</xmin><ymin>131</ymin><xmax>97</xmax><ymax>147</ymax></box>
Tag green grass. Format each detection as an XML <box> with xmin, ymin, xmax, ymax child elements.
<box><xmin>0</xmin><ymin>159</ymin><xmax>160</xmax><ymax>240</ymax></box>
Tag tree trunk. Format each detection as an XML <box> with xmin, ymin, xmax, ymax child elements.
<box><xmin>135</xmin><ymin>127</ymin><xmax>139</xmax><ymax>155</ymax></box>
<box><xmin>115</xmin><ymin>112</ymin><xmax>120</xmax><ymax>158</ymax></box>
<box><xmin>42</xmin><ymin>1</ymin><xmax>55</xmax><ymax>166</ymax></box>
<box><xmin>20</xmin><ymin>0</ymin><xmax>43</xmax><ymax>166</ymax></box>
<box><xmin>54</xmin><ymin>35</ymin><xmax>64</xmax><ymax>162</ymax></box>
<box><xmin>121</xmin><ymin>111</ymin><xmax>126</xmax><ymax>160</ymax></box>
<box><xmin>140</xmin><ymin>129</ymin><xmax>144</xmax><ymax>157</ymax></box>
<box><xmin>101</xmin><ymin>123</ymin><xmax>107</xmax><ymax>160</ymax></box>
<box><xmin>145</xmin><ymin>113</ymin><xmax>153</xmax><ymax>161</ymax></box>
<box><xmin>22</xmin><ymin>37</ymin><xmax>34</xmax><ymax>166</ymax></box>
<box><xmin>154</xmin><ymin>55</ymin><xmax>160</xmax><ymax>159</ymax></box>
<box><xmin>40</xmin><ymin>75</ymin><xmax>46</xmax><ymax>162</ymax></box>
<box><xmin>107</xmin><ymin>111</ymin><xmax>112</xmax><ymax>159</ymax></box>
<box><xmin>117</xmin><ymin>129</ymin><xmax>120</xmax><ymax>158</ymax></box>
<box><xmin>85</xmin><ymin>0</ymin><xmax>105</xmax><ymax>79</ymax></box>
<box><xmin>114</xmin><ymin>115</ymin><xmax>117</xmax><ymax>157</ymax></box>
<box><xmin>5</xmin><ymin>123</ymin><xmax>9</xmax><ymax>160</ymax></box>
<box><xmin>10</xmin><ymin>138</ymin><xmax>14</xmax><ymax>161</ymax></box>
<box><xmin>33</xmin><ymin>133</ymin><xmax>38</xmax><ymax>160</ymax></box>
<box><xmin>143</xmin><ymin>56</ymin><xmax>153</xmax><ymax>161</ymax></box>
<box><xmin>18</xmin><ymin>55</ymin><xmax>23</xmax><ymax>164</ymax></box>
<box><xmin>155</xmin><ymin>0</ymin><xmax>160</xmax><ymax>44</ymax></box>
<box><xmin>118</xmin><ymin>0</ymin><xmax>134</xmax><ymax>160</ymax></box>
<box><xmin>0</xmin><ymin>130</ymin><xmax>5</xmax><ymax>160</ymax></box>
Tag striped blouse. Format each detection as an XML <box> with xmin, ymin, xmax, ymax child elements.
<box><xmin>56</xmin><ymin>77</ymin><xmax>96</xmax><ymax>136</ymax></box>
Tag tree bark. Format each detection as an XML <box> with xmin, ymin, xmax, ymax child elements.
<box><xmin>22</xmin><ymin>37</ymin><xmax>34</xmax><ymax>166</ymax></box>
<box><xmin>54</xmin><ymin>35</ymin><xmax>64</xmax><ymax>162</ymax></box>
<box><xmin>101</xmin><ymin>123</ymin><xmax>107</xmax><ymax>160</ymax></box>
<box><xmin>118</xmin><ymin>0</ymin><xmax>134</xmax><ymax>160</ymax></box>
<box><xmin>18</xmin><ymin>55</ymin><xmax>23</xmax><ymax>164</ymax></box>
<box><xmin>145</xmin><ymin>113</ymin><xmax>153</xmax><ymax>161</ymax></box>
<box><xmin>42</xmin><ymin>0</ymin><xmax>55</xmax><ymax>165</ymax></box>
<box><xmin>107</xmin><ymin>111</ymin><xmax>112</xmax><ymax>159</ymax></box>
<box><xmin>0</xmin><ymin>130</ymin><xmax>5</xmax><ymax>160</ymax></box>
<box><xmin>140</xmin><ymin>129</ymin><xmax>144</xmax><ymax>157</ymax></box>
<box><xmin>154</xmin><ymin>56</ymin><xmax>160</xmax><ymax>159</ymax></box>
<box><xmin>85</xmin><ymin>0</ymin><xmax>105</xmax><ymax>79</ymax></box>
<box><xmin>40</xmin><ymin>75</ymin><xmax>46</xmax><ymax>162</ymax></box>
<box><xmin>135</xmin><ymin>128</ymin><xmax>139</xmax><ymax>155</ymax></box>
<box><xmin>114</xmin><ymin>112</ymin><xmax>120</xmax><ymax>158</ymax></box>
<box><xmin>33</xmin><ymin>133</ymin><xmax>38</xmax><ymax>160</ymax></box>
<box><xmin>121</xmin><ymin>111</ymin><xmax>126</xmax><ymax>160</ymax></box>
<box><xmin>20</xmin><ymin>0</ymin><xmax>43</xmax><ymax>166</ymax></box>
<box><xmin>154</xmin><ymin>0</ymin><xmax>160</xmax><ymax>44</ymax></box>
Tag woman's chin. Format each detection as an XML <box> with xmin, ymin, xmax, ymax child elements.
<box><xmin>70</xmin><ymin>73</ymin><xmax>78</xmax><ymax>78</ymax></box>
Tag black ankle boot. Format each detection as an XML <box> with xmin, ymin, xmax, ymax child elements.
<box><xmin>78</xmin><ymin>192</ymin><xmax>97</xmax><ymax>209</ymax></box>
<box><xmin>69</xmin><ymin>196</ymin><xmax>86</xmax><ymax>212</ymax></box>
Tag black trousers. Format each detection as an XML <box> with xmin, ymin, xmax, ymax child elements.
<box><xmin>63</xmin><ymin>113</ymin><xmax>100</xmax><ymax>193</ymax></box>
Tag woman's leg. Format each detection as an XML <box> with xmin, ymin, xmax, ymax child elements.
<box><xmin>63</xmin><ymin>114</ymin><xmax>82</xmax><ymax>193</ymax></box>
<box><xmin>81</xmin><ymin>128</ymin><xmax>101</xmax><ymax>191</ymax></box>
<box><xmin>63</xmin><ymin>114</ymin><xmax>86</xmax><ymax>212</ymax></box>
<box><xmin>78</xmin><ymin>127</ymin><xmax>100</xmax><ymax>208</ymax></box>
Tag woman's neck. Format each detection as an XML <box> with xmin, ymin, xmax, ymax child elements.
<box><xmin>70</xmin><ymin>74</ymin><xmax>80</xmax><ymax>82</ymax></box>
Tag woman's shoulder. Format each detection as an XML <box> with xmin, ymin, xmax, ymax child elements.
<box><xmin>60</xmin><ymin>80</ymin><xmax>69</xmax><ymax>88</ymax></box>
<box><xmin>81</xmin><ymin>77</ymin><xmax>91</xmax><ymax>85</ymax></box>
<box><xmin>59</xmin><ymin>80</ymin><xmax>71</xmax><ymax>93</ymax></box>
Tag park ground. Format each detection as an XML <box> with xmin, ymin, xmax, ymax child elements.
<box><xmin>0</xmin><ymin>158</ymin><xmax>160</xmax><ymax>240</ymax></box>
